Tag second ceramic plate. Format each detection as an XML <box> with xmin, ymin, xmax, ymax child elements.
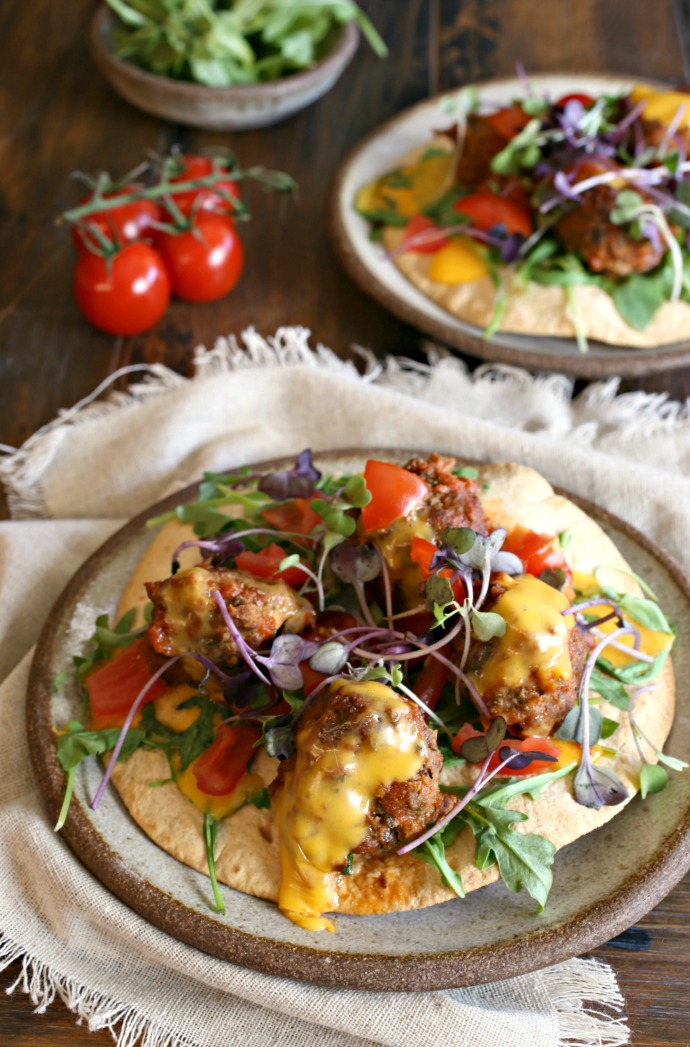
<box><xmin>329</xmin><ymin>75</ymin><xmax>690</xmax><ymax>378</ymax></box>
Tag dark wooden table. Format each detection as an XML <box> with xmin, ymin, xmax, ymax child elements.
<box><xmin>2</xmin><ymin>1</ymin><xmax>690</xmax><ymax>1043</ymax></box>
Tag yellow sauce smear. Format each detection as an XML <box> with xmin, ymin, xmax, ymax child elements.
<box><xmin>271</xmin><ymin>680</ymin><xmax>425</xmax><ymax>932</ymax></box>
<box><xmin>630</xmin><ymin>85</ymin><xmax>690</xmax><ymax>131</ymax></box>
<box><xmin>573</xmin><ymin>571</ymin><xmax>674</xmax><ymax>669</ymax></box>
<box><xmin>469</xmin><ymin>574</ymin><xmax>572</xmax><ymax>694</ymax></box>
<box><xmin>374</xmin><ymin>511</ymin><xmax>435</xmax><ymax>608</ymax></box>
<box><xmin>152</xmin><ymin>685</ymin><xmax>263</xmax><ymax>820</ymax></box>
<box><xmin>428</xmin><ymin>237</ymin><xmax>490</xmax><ymax>284</ymax></box>
<box><xmin>355</xmin><ymin>151</ymin><xmax>454</xmax><ymax>219</ymax></box>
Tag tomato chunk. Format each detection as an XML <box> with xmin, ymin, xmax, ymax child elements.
<box><xmin>260</xmin><ymin>498</ymin><xmax>322</xmax><ymax>536</ymax></box>
<box><xmin>410</xmin><ymin>536</ymin><xmax>466</xmax><ymax>603</ymax></box>
<box><xmin>86</xmin><ymin>638</ymin><xmax>167</xmax><ymax>721</ymax></box>
<box><xmin>502</xmin><ymin>525</ymin><xmax>572</xmax><ymax>583</ymax></box>
<box><xmin>192</xmin><ymin>723</ymin><xmax>260</xmax><ymax>796</ymax></box>
<box><xmin>360</xmin><ymin>460</ymin><xmax>429</xmax><ymax>532</ymax></box>
<box><xmin>234</xmin><ymin>543</ymin><xmax>307</xmax><ymax>588</ymax></box>
<box><xmin>453</xmin><ymin>192</ymin><xmax>532</xmax><ymax>237</ymax></box>
<box><xmin>556</xmin><ymin>93</ymin><xmax>595</xmax><ymax>108</ymax></box>
<box><xmin>402</xmin><ymin>214</ymin><xmax>449</xmax><ymax>254</ymax></box>
<box><xmin>486</xmin><ymin>104</ymin><xmax>531</xmax><ymax>139</ymax></box>
<box><xmin>412</xmin><ymin>654</ymin><xmax>449</xmax><ymax>710</ymax></box>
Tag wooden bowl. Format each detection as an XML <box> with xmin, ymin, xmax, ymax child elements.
<box><xmin>89</xmin><ymin>5</ymin><xmax>360</xmax><ymax>131</ymax></box>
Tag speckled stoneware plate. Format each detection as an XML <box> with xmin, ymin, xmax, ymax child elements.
<box><xmin>329</xmin><ymin>75</ymin><xmax>690</xmax><ymax>378</ymax></box>
<box><xmin>27</xmin><ymin>451</ymin><xmax>690</xmax><ymax>991</ymax></box>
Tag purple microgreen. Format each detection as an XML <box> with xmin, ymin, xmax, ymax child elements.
<box><xmin>572</xmin><ymin>626</ymin><xmax>632</xmax><ymax>809</ymax></box>
<box><xmin>497</xmin><ymin>745</ymin><xmax>558</xmax><ymax>771</ymax></box>
<box><xmin>330</xmin><ymin>541</ymin><xmax>382</xmax><ymax>627</ymax></box>
<box><xmin>257</xmin><ymin>449</ymin><xmax>321</xmax><ymax>501</ymax></box>
<box><xmin>256</xmin><ymin>634</ymin><xmax>319</xmax><ymax>692</ymax></box>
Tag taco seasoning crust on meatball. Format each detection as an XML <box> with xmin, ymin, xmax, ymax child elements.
<box><xmin>269</xmin><ymin>679</ymin><xmax>453</xmax><ymax>931</ymax></box>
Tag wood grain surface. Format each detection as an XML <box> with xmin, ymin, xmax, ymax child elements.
<box><xmin>2</xmin><ymin>0</ymin><xmax>690</xmax><ymax>1043</ymax></box>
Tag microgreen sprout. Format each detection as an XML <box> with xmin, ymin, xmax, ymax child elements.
<box><xmin>609</xmin><ymin>190</ymin><xmax>683</xmax><ymax>301</ymax></box>
<box><xmin>628</xmin><ymin>685</ymin><xmax>688</xmax><ymax>798</ymax></box>
<box><xmin>257</xmin><ymin>449</ymin><xmax>321</xmax><ymax>501</ymax></box>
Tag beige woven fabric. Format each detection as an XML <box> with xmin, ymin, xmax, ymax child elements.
<box><xmin>4</xmin><ymin>326</ymin><xmax>688</xmax><ymax>1046</ymax></box>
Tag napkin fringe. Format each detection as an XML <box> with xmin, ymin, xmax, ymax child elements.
<box><xmin>542</xmin><ymin>958</ymin><xmax>630</xmax><ymax>1045</ymax></box>
<box><xmin>1</xmin><ymin>325</ymin><xmax>689</xmax><ymax>521</ymax></box>
<box><xmin>0</xmin><ymin>931</ymin><xmax>197</xmax><ymax>1047</ymax></box>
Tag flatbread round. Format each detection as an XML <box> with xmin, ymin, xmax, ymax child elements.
<box><xmin>384</xmin><ymin>225</ymin><xmax>690</xmax><ymax>349</ymax></box>
<box><xmin>109</xmin><ymin>462</ymin><xmax>676</xmax><ymax>916</ymax></box>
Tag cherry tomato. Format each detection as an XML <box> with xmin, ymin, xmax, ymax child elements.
<box><xmin>234</xmin><ymin>543</ymin><xmax>306</xmax><ymax>588</ymax></box>
<box><xmin>260</xmin><ymin>498</ymin><xmax>322</xmax><ymax>536</ymax></box>
<box><xmin>192</xmin><ymin>723</ymin><xmax>260</xmax><ymax>796</ymax></box>
<box><xmin>86</xmin><ymin>639</ymin><xmax>168</xmax><ymax>725</ymax></box>
<box><xmin>453</xmin><ymin>192</ymin><xmax>533</xmax><ymax>237</ymax></box>
<box><xmin>402</xmin><ymin>214</ymin><xmax>449</xmax><ymax>254</ymax></box>
<box><xmin>486</xmin><ymin>104</ymin><xmax>531</xmax><ymax>139</ymax></box>
<box><xmin>556</xmin><ymin>93</ymin><xmax>595</xmax><ymax>108</ymax></box>
<box><xmin>166</xmin><ymin>155</ymin><xmax>240</xmax><ymax>217</ymax></box>
<box><xmin>73</xmin><ymin>243</ymin><xmax>171</xmax><ymax>336</ymax></box>
<box><xmin>502</xmin><ymin>525</ymin><xmax>572</xmax><ymax>583</ymax></box>
<box><xmin>156</xmin><ymin>213</ymin><xmax>244</xmax><ymax>303</ymax></box>
<box><xmin>360</xmin><ymin>460</ymin><xmax>429</xmax><ymax>532</ymax></box>
<box><xmin>300</xmin><ymin>661</ymin><xmax>327</xmax><ymax>696</ymax></box>
<box><xmin>71</xmin><ymin>186</ymin><xmax>163</xmax><ymax>252</ymax></box>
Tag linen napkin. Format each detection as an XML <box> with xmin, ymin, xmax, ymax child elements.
<box><xmin>4</xmin><ymin>325</ymin><xmax>690</xmax><ymax>1047</ymax></box>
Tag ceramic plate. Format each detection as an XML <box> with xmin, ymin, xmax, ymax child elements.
<box><xmin>329</xmin><ymin>75</ymin><xmax>690</xmax><ymax>378</ymax></box>
<box><xmin>27</xmin><ymin>451</ymin><xmax>690</xmax><ymax>991</ymax></box>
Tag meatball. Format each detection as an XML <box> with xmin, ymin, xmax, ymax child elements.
<box><xmin>271</xmin><ymin>680</ymin><xmax>454</xmax><ymax>857</ymax></box>
<box><xmin>463</xmin><ymin>576</ymin><xmax>591</xmax><ymax>736</ymax></box>
<box><xmin>455</xmin><ymin>114</ymin><xmax>508</xmax><ymax>186</ymax></box>
<box><xmin>146</xmin><ymin>565</ymin><xmax>315</xmax><ymax>668</ymax></box>
<box><xmin>404</xmin><ymin>452</ymin><xmax>487</xmax><ymax>536</ymax></box>
<box><xmin>555</xmin><ymin>183</ymin><xmax>664</xmax><ymax>278</ymax></box>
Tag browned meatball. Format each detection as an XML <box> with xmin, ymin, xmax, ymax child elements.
<box><xmin>146</xmin><ymin>565</ymin><xmax>315</xmax><ymax>668</ymax></box>
<box><xmin>555</xmin><ymin>183</ymin><xmax>664</xmax><ymax>278</ymax></box>
<box><xmin>405</xmin><ymin>452</ymin><xmax>487</xmax><ymax>536</ymax></box>
<box><xmin>455</xmin><ymin>114</ymin><xmax>508</xmax><ymax>186</ymax></box>
<box><xmin>463</xmin><ymin>576</ymin><xmax>591</xmax><ymax>736</ymax></box>
<box><xmin>271</xmin><ymin>681</ymin><xmax>454</xmax><ymax>858</ymax></box>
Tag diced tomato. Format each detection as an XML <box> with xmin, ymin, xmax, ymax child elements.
<box><xmin>86</xmin><ymin>638</ymin><xmax>168</xmax><ymax>722</ymax></box>
<box><xmin>453</xmin><ymin>192</ymin><xmax>533</xmax><ymax>237</ymax></box>
<box><xmin>502</xmin><ymin>525</ymin><xmax>572</xmax><ymax>583</ymax></box>
<box><xmin>402</xmin><ymin>214</ymin><xmax>449</xmax><ymax>254</ymax></box>
<box><xmin>192</xmin><ymin>723</ymin><xmax>260</xmax><ymax>796</ymax></box>
<box><xmin>360</xmin><ymin>460</ymin><xmax>429</xmax><ymax>532</ymax></box>
<box><xmin>260</xmin><ymin>497</ymin><xmax>322</xmax><ymax>536</ymax></box>
<box><xmin>556</xmin><ymin>93</ymin><xmax>595</xmax><ymax>108</ymax></box>
<box><xmin>234</xmin><ymin>543</ymin><xmax>307</xmax><ymax>587</ymax></box>
<box><xmin>412</xmin><ymin>654</ymin><xmax>449</xmax><ymax>710</ymax></box>
<box><xmin>486</xmin><ymin>104</ymin><xmax>531</xmax><ymax>139</ymax></box>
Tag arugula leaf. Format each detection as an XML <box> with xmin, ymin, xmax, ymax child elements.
<box><xmin>250</xmin><ymin>788</ymin><xmax>271</xmax><ymax>809</ymax></box>
<box><xmin>588</xmin><ymin>668</ymin><xmax>630</xmax><ymax>710</ymax></box>
<box><xmin>478</xmin><ymin>762</ymin><xmax>576</xmax><ymax>807</ymax></box>
<box><xmin>597</xmin><ymin>649</ymin><xmax>669</xmax><ymax>688</ymax></box>
<box><xmin>460</xmin><ymin>804</ymin><xmax>555</xmax><ymax>911</ymax></box>
<box><xmin>610</xmin><ymin>269</ymin><xmax>668</xmax><ymax>331</ymax></box>
<box><xmin>54</xmin><ymin>721</ymin><xmax>146</xmax><ymax>831</ymax></box>
<box><xmin>417</xmin><ymin>837</ymin><xmax>465</xmax><ymax>898</ymax></box>
<box><xmin>203</xmin><ymin>812</ymin><xmax>225</xmax><ymax>914</ymax></box>
<box><xmin>139</xmin><ymin>694</ymin><xmax>218</xmax><ymax>772</ymax></box>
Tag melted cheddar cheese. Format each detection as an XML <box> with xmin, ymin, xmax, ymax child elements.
<box><xmin>468</xmin><ymin>574</ymin><xmax>572</xmax><ymax>693</ymax></box>
<box><xmin>271</xmin><ymin>680</ymin><xmax>425</xmax><ymax>932</ymax></box>
<box><xmin>374</xmin><ymin>511</ymin><xmax>436</xmax><ymax>607</ymax></box>
<box><xmin>629</xmin><ymin>84</ymin><xmax>690</xmax><ymax>131</ymax></box>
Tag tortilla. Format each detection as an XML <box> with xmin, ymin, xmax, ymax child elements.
<box><xmin>383</xmin><ymin>225</ymin><xmax>690</xmax><ymax>350</ymax></box>
<box><xmin>108</xmin><ymin>462</ymin><xmax>676</xmax><ymax>917</ymax></box>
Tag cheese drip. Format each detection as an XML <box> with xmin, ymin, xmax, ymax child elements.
<box><xmin>375</xmin><ymin>512</ymin><xmax>435</xmax><ymax>608</ymax></box>
<box><xmin>271</xmin><ymin>680</ymin><xmax>425</xmax><ymax>932</ymax></box>
<box><xmin>469</xmin><ymin>574</ymin><xmax>572</xmax><ymax>693</ymax></box>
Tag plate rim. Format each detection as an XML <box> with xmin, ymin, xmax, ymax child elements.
<box><xmin>327</xmin><ymin>73</ymin><xmax>690</xmax><ymax>379</ymax></box>
<box><xmin>26</xmin><ymin>449</ymin><xmax>690</xmax><ymax>991</ymax></box>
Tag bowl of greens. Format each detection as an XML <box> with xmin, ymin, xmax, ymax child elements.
<box><xmin>90</xmin><ymin>1</ymin><xmax>386</xmax><ymax>131</ymax></box>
